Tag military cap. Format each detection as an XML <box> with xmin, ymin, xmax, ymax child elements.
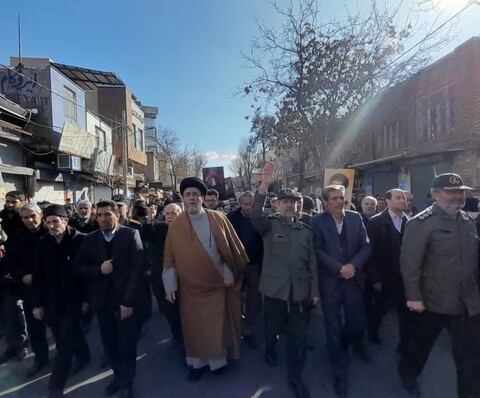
<box><xmin>277</xmin><ymin>188</ymin><xmax>302</xmax><ymax>201</ymax></box>
<box><xmin>112</xmin><ymin>194</ymin><xmax>128</xmax><ymax>206</ymax></box>
<box><xmin>431</xmin><ymin>173</ymin><xmax>473</xmax><ymax>191</ymax></box>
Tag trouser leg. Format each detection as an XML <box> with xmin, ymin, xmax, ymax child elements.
<box><xmin>367</xmin><ymin>288</ymin><xmax>393</xmax><ymax>337</ymax></box>
<box><xmin>286</xmin><ymin>301</ymin><xmax>308</xmax><ymax>384</ymax></box>
<box><xmin>342</xmin><ymin>281</ymin><xmax>366</xmax><ymax>348</ymax></box>
<box><xmin>117</xmin><ymin>314</ymin><xmax>138</xmax><ymax>388</ymax></box>
<box><xmin>97</xmin><ymin>307</ymin><xmax>120</xmax><ymax>377</ymax></box>
<box><xmin>263</xmin><ymin>296</ymin><xmax>286</xmax><ymax>356</ymax></box>
<box><xmin>398</xmin><ymin>310</ymin><xmax>444</xmax><ymax>378</ymax></box>
<box><xmin>4</xmin><ymin>289</ymin><xmax>27</xmax><ymax>352</ymax></box>
<box><xmin>446</xmin><ymin>314</ymin><xmax>480</xmax><ymax>398</ymax></box>
<box><xmin>97</xmin><ymin>306</ymin><xmax>138</xmax><ymax>388</ymax></box>
<box><xmin>48</xmin><ymin>316</ymin><xmax>74</xmax><ymax>392</ymax></box>
<box><xmin>243</xmin><ymin>264</ymin><xmax>262</xmax><ymax>337</ymax></box>
<box><xmin>321</xmin><ymin>286</ymin><xmax>348</xmax><ymax>380</ymax></box>
<box><xmin>23</xmin><ymin>300</ymin><xmax>49</xmax><ymax>364</ymax></box>
<box><xmin>154</xmin><ymin>279</ymin><xmax>183</xmax><ymax>342</ymax></box>
<box><xmin>394</xmin><ymin>294</ymin><xmax>418</xmax><ymax>355</ymax></box>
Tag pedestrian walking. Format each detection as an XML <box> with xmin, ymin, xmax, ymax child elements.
<box><xmin>399</xmin><ymin>173</ymin><xmax>480</xmax><ymax>398</ymax></box>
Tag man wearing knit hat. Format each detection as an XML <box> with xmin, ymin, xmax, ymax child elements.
<box><xmin>32</xmin><ymin>204</ymin><xmax>90</xmax><ymax>398</ymax></box>
<box><xmin>163</xmin><ymin>177</ymin><xmax>249</xmax><ymax>381</ymax></box>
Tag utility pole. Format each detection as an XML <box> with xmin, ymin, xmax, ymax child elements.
<box><xmin>17</xmin><ymin>14</ymin><xmax>23</xmax><ymax>71</ymax></box>
<box><xmin>122</xmin><ymin>111</ymin><xmax>129</xmax><ymax>196</ymax></box>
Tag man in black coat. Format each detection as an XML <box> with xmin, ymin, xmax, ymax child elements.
<box><xmin>0</xmin><ymin>191</ymin><xmax>25</xmax><ymax>248</ymax></box>
<box><xmin>227</xmin><ymin>191</ymin><xmax>264</xmax><ymax>349</ymax></box>
<box><xmin>1</xmin><ymin>203</ymin><xmax>49</xmax><ymax>375</ymax></box>
<box><xmin>68</xmin><ymin>199</ymin><xmax>99</xmax><ymax>234</ymax></box>
<box><xmin>32</xmin><ymin>205</ymin><xmax>90</xmax><ymax>398</ymax></box>
<box><xmin>75</xmin><ymin>200</ymin><xmax>144</xmax><ymax>398</ymax></box>
<box><xmin>147</xmin><ymin>203</ymin><xmax>183</xmax><ymax>344</ymax></box>
<box><xmin>0</xmin><ymin>191</ymin><xmax>26</xmax><ymax>357</ymax></box>
<box><xmin>365</xmin><ymin>189</ymin><xmax>411</xmax><ymax>352</ymax></box>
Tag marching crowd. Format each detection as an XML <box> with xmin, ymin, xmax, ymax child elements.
<box><xmin>1</xmin><ymin>167</ymin><xmax>480</xmax><ymax>398</ymax></box>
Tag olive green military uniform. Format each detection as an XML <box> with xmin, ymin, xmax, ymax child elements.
<box><xmin>399</xmin><ymin>202</ymin><xmax>480</xmax><ymax>397</ymax></box>
<box><xmin>251</xmin><ymin>191</ymin><xmax>318</xmax><ymax>386</ymax></box>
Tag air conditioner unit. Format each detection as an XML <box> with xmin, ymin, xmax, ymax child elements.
<box><xmin>57</xmin><ymin>154</ymin><xmax>81</xmax><ymax>171</ymax></box>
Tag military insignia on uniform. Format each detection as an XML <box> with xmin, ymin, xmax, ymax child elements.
<box><xmin>449</xmin><ymin>175</ymin><xmax>461</xmax><ymax>185</ymax></box>
<box><xmin>418</xmin><ymin>208</ymin><xmax>433</xmax><ymax>220</ymax></box>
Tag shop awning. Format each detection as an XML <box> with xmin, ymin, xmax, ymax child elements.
<box><xmin>0</xmin><ymin>163</ymin><xmax>35</xmax><ymax>176</ymax></box>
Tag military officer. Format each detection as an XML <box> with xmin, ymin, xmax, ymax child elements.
<box><xmin>251</xmin><ymin>165</ymin><xmax>319</xmax><ymax>398</ymax></box>
<box><xmin>399</xmin><ymin>173</ymin><xmax>480</xmax><ymax>398</ymax></box>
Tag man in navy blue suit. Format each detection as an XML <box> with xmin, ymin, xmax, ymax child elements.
<box><xmin>311</xmin><ymin>185</ymin><xmax>371</xmax><ymax>398</ymax></box>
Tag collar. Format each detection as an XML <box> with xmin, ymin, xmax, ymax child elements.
<box><xmin>328</xmin><ymin>210</ymin><xmax>345</xmax><ymax>224</ymax></box>
<box><xmin>388</xmin><ymin>208</ymin><xmax>404</xmax><ymax>220</ymax></box>
<box><xmin>101</xmin><ymin>223</ymin><xmax>119</xmax><ymax>241</ymax></box>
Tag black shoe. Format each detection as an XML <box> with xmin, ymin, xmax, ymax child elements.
<box><xmin>243</xmin><ymin>335</ymin><xmax>259</xmax><ymax>350</ymax></box>
<box><xmin>352</xmin><ymin>342</ymin><xmax>371</xmax><ymax>363</ymax></box>
<box><xmin>289</xmin><ymin>382</ymin><xmax>310</xmax><ymax>398</ymax></box>
<box><xmin>105</xmin><ymin>379</ymin><xmax>120</xmax><ymax>396</ymax></box>
<box><xmin>211</xmin><ymin>365</ymin><xmax>227</xmax><ymax>376</ymax></box>
<box><xmin>400</xmin><ymin>374</ymin><xmax>421</xmax><ymax>397</ymax></box>
<box><xmin>119</xmin><ymin>387</ymin><xmax>134</xmax><ymax>398</ymax></box>
<box><xmin>368</xmin><ymin>331</ymin><xmax>381</xmax><ymax>345</ymax></box>
<box><xmin>15</xmin><ymin>347</ymin><xmax>28</xmax><ymax>361</ymax></box>
<box><xmin>71</xmin><ymin>357</ymin><xmax>90</xmax><ymax>375</ymax></box>
<box><xmin>334</xmin><ymin>377</ymin><xmax>347</xmax><ymax>398</ymax></box>
<box><xmin>265</xmin><ymin>351</ymin><xmax>277</xmax><ymax>367</ymax></box>
<box><xmin>187</xmin><ymin>367</ymin><xmax>206</xmax><ymax>382</ymax></box>
<box><xmin>26</xmin><ymin>360</ymin><xmax>49</xmax><ymax>378</ymax></box>
<box><xmin>47</xmin><ymin>390</ymin><xmax>65</xmax><ymax>398</ymax></box>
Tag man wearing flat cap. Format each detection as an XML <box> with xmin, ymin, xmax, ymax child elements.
<box><xmin>163</xmin><ymin>177</ymin><xmax>249</xmax><ymax>382</ymax></box>
<box><xmin>251</xmin><ymin>167</ymin><xmax>319</xmax><ymax>398</ymax></box>
<box><xmin>32</xmin><ymin>204</ymin><xmax>90</xmax><ymax>398</ymax></box>
<box><xmin>399</xmin><ymin>173</ymin><xmax>480</xmax><ymax>397</ymax></box>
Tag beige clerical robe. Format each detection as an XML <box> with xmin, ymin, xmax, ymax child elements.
<box><xmin>163</xmin><ymin>209</ymin><xmax>249</xmax><ymax>360</ymax></box>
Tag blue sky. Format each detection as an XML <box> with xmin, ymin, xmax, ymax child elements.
<box><xmin>0</xmin><ymin>0</ymin><xmax>479</xmax><ymax>171</ymax></box>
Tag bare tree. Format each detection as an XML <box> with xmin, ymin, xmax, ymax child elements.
<box><xmin>242</xmin><ymin>0</ymin><xmax>457</xmax><ymax>189</ymax></box>
<box><xmin>155</xmin><ymin>127</ymin><xmax>193</xmax><ymax>189</ymax></box>
<box><xmin>238</xmin><ymin>136</ymin><xmax>261</xmax><ymax>190</ymax></box>
<box><xmin>189</xmin><ymin>149</ymin><xmax>208</xmax><ymax>178</ymax></box>
<box><xmin>230</xmin><ymin>156</ymin><xmax>245</xmax><ymax>190</ymax></box>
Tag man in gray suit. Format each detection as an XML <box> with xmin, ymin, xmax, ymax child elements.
<box><xmin>75</xmin><ymin>200</ymin><xmax>144</xmax><ymax>398</ymax></box>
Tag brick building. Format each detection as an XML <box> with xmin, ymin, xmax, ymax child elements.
<box><xmin>312</xmin><ymin>37</ymin><xmax>480</xmax><ymax>210</ymax></box>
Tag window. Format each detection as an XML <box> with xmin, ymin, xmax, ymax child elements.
<box><xmin>416</xmin><ymin>86</ymin><xmax>455</xmax><ymax>141</ymax></box>
<box><xmin>95</xmin><ymin>126</ymin><xmax>107</xmax><ymax>151</ymax></box>
<box><xmin>133</xmin><ymin>125</ymin><xmax>143</xmax><ymax>151</ymax></box>
<box><xmin>63</xmin><ymin>86</ymin><xmax>77</xmax><ymax>121</ymax></box>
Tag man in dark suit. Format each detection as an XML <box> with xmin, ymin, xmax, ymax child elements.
<box><xmin>311</xmin><ymin>185</ymin><xmax>371</xmax><ymax>398</ymax></box>
<box><xmin>75</xmin><ymin>200</ymin><xmax>144</xmax><ymax>398</ymax></box>
<box><xmin>365</xmin><ymin>189</ymin><xmax>412</xmax><ymax>352</ymax></box>
<box><xmin>227</xmin><ymin>191</ymin><xmax>264</xmax><ymax>349</ymax></box>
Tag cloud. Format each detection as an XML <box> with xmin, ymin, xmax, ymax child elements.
<box><xmin>203</xmin><ymin>151</ymin><xmax>237</xmax><ymax>177</ymax></box>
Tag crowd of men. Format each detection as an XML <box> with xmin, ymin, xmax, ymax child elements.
<box><xmin>1</xmin><ymin>169</ymin><xmax>480</xmax><ymax>398</ymax></box>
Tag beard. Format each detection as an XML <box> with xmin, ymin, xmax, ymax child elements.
<box><xmin>187</xmin><ymin>203</ymin><xmax>203</xmax><ymax>216</ymax></box>
<box><xmin>438</xmin><ymin>197</ymin><xmax>466</xmax><ymax>216</ymax></box>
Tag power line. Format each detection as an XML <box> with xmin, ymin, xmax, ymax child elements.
<box><xmin>372</xmin><ymin>1</ymin><xmax>476</xmax><ymax>80</ymax></box>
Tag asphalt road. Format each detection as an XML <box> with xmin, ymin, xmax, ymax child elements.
<box><xmin>0</xmin><ymin>305</ymin><xmax>457</xmax><ymax>398</ymax></box>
